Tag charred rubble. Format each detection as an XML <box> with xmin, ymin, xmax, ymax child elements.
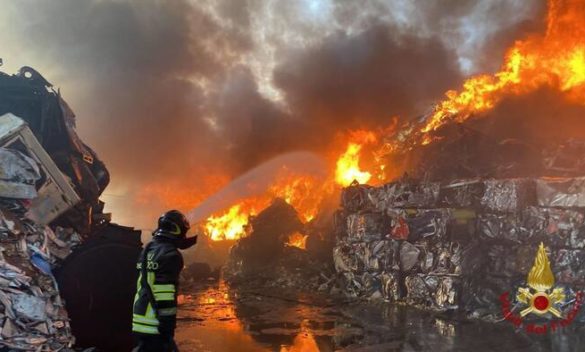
<box><xmin>0</xmin><ymin>67</ymin><xmax>141</xmax><ymax>351</ymax></box>
<box><xmin>225</xmin><ymin>198</ymin><xmax>336</xmax><ymax>293</ymax></box>
<box><xmin>334</xmin><ymin>126</ymin><xmax>585</xmax><ymax>323</ymax></box>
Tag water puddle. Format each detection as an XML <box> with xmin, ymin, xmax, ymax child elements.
<box><xmin>175</xmin><ymin>280</ymin><xmax>359</xmax><ymax>351</ymax></box>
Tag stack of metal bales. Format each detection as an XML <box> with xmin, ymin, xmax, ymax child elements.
<box><xmin>334</xmin><ymin>177</ymin><xmax>585</xmax><ymax>319</ymax></box>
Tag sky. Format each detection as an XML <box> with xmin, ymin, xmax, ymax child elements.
<box><xmin>0</xmin><ymin>0</ymin><xmax>545</xmax><ymax>230</ymax></box>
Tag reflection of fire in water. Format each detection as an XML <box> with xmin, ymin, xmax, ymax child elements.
<box><xmin>279</xmin><ymin>319</ymin><xmax>320</xmax><ymax>352</ymax></box>
<box><xmin>176</xmin><ymin>281</ymin><xmax>329</xmax><ymax>351</ymax></box>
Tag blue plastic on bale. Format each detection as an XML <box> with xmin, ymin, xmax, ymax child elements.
<box><xmin>31</xmin><ymin>252</ymin><xmax>52</xmax><ymax>275</ymax></box>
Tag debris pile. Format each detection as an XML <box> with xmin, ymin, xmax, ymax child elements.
<box><xmin>0</xmin><ymin>66</ymin><xmax>111</xmax><ymax>235</ymax></box>
<box><xmin>0</xmin><ymin>134</ymin><xmax>78</xmax><ymax>348</ymax></box>
<box><xmin>0</xmin><ymin>206</ymin><xmax>76</xmax><ymax>350</ymax></box>
<box><xmin>0</xmin><ymin>66</ymin><xmax>142</xmax><ymax>351</ymax></box>
<box><xmin>225</xmin><ymin>199</ymin><xmax>335</xmax><ymax>292</ymax></box>
<box><xmin>334</xmin><ymin>174</ymin><xmax>585</xmax><ymax>320</ymax></box>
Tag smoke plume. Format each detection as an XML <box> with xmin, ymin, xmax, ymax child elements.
<box><xmin>0</xmin><ymin>0</ymin><xmax>545</xmax><ymax>229</ymax></box>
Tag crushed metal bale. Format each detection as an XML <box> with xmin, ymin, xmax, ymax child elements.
<box><xmin>334</xmin><ymin>178</ymin><xmax>585</xmax><ymax>320</ymax></box>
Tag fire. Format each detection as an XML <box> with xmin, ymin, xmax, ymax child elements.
<box><xmin>420</xmin><ymin>0</ymin><xmax>585</xmax><ymax>135</ymax></box>
<box><xmin>268</xmin><ymin>172</ymin><xmax>327</xmax><ymax>222</ymax></box>
<box><xmin>203</xmin><ymin>170</ymin><xmax>331</xmax><ymax>241</ymax></box>
<box><xmin>335</xmin><ymin>143</ymin><xmax>372</xmax><ymax>186</ymax></box>
<box><xmin>160</xmin><ymin>0</ymin><xmax>585</xmax><ymax>246</ymax></box>
<box><xmin>286</xmin><ymin>232</ymin><xmax>308</xmax><ymax>250</ymax></box>
<box><xmin>203</xmin><ymin>129</ymin><xmax>382</xmax><ymax>242</ymax></box>
<box><xmin>335</xmin><ymin>130</ymin><xmax>377</xmax><ymax>186</ymax></box>
<box><xmin>205</xmin><ymin>204</ymin><xmax>252</xmax><ymax>241</ymax></box>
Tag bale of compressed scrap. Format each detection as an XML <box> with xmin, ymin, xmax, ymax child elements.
<box><xmin>551</xmin><ymin>249</ymin><xmax>585</xmax><ymax>286</ymax></box>
<box><xmin>355</xmin><ymin>240</ymin><xmax>400</xmax><ymax>274</ymax></box>
<box><xmin>477</xmin><ymin>207</ymin><xmax>585</xmax><ymax>248</ymax></box>
<box><xmin>345</xmin><ymin>212</ymin><xmax>388</xmax><ymax>242</ymax></box>
<box><xmin>483</xmin><ymin>244</ymin><xmax>536</xmax><ymax>278</ymax></box>
<box><xmin>525</xmin><ymin>207</ymin><xmax>585</xmax><ymax>249</ymax></box>
<box><xmin>387</xmin><ymin>209</ymin><xmax>450</xmax><ymax>242</ymax></box>
<box><xmin>480</xmin><ymin>178</ymin><xmax>536</xmax><ymax>212</ymax></box>
<box><xmin>367</xmin><ymin>181</ymin><xmax>439</xmax><ymax>210</ymax></box>
<box><xmin>536</xmin><ymin>177</ymin><xmax>585</xmax><ymax>208</ymax></box>
<box><xmin>333</xmin><ymin>239</ymin><xmax>401</xmax><ymax>300</ymax></box>
<box><xmin>341</xmin><ymin>181</ymin><xmax>373</xmax><ymax>212</ymax></box>
<box><xmin>399</xmin><ymin>241</ymin><xmax>464</xmax><ymax>276</ymax></box>
<box><xmin>380</xmin><ymin>271</ymin><xmax>401</xmax><ymax>302</ymax></box>
<box><xmin>461</xmin><ymin>275</ymin><xmax>521</xmax><ymax>321</ymax></box>
<box><xmin>404</xmin><ymin>274</ymin><xmax>460</xmax><ymax>310</ymax></box>
<box><xmin>438</xmin><ymin>179</ymin><xmax>485</xmax><ymax>208</ymax></box>
<box><xmin>477</xmin><ymin>213</ymin><xmax>528</xmax><ymax>244</ymax></box>
<box><xmin>336</xmin><ymin>173</ymin><xmax>585</xmax><ymax>317</ymax></box>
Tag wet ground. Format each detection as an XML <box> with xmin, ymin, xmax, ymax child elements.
<box><xmin>175</xmin><ymin>280</ymin><xmax>585</xmax><ymax>351</ymax></box>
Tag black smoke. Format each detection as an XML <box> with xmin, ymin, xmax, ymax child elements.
<box><xmin>0</xmin><ymin>0</ymin><xmax>546</xmax><ymax>228</ymax></box>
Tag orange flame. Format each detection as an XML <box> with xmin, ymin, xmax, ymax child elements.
<box><xmin>421</xmin><ymin>0</ymin><xmax>585</xmax><ymax>134</ymax></box>
<box><xmin>286</xmin><ymin>232</ymin><xmax>308</xmax><ymax>250</ymax></box>
<box><xmin>205</xmin><ymin>204</ymin><xmax>252</xmax><ymax>241</ymax></box>
<box><xmin>203</xmin><ymin>170</ymin><xmax>334</xmax><ymax>241</ymax></box>
<box><xmin>334</xmin><ymin>130</ymin><xmax>377</xmax><ymax>186</ymax></box>
<box><xmin>202</xmin><ymin>128</ymin><xmax>383</xmax><ymax>242</ymax></box>
<box><xmin>335</xmin><ymin>143</ymin><xmax>372</xmax><ymax>186</ymax></box>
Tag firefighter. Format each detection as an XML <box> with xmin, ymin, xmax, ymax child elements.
<box><xmin>132</xmin><ymin>210</ymin><xmax>197</xmax><ymax>352</ymax></box>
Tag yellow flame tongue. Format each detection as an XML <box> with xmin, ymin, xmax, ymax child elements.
<box><xmin>527</xmin><ymin>242</ymin><xmax>555</xmax><ymax>292</ymax></box>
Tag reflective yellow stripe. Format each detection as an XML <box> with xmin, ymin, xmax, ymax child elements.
<box><xmin>145</xmin><ymin>302</ymin><xmax>156</xmax><ymax>320</ymax></box>
<box><xmin>154</xmin><ymin>292</ymin><xmax>175</xmax><ymax>301</ymax></box>
<box><xmin>152</xmin><ymin>284</ymin><xmax>175</xmax><ymax>293</ymax></box>
<box><xmin>132</xmin><ymin>322</ymin><xmax>159</xmax><ymax>335</ymax></box>
<box><xmin>133</xmin><ymin>314</ymin><xmax>159</xmax><ymax>326</ymax></box>
<box><xmin>158</xmin><ymin>307</ymin><xmax>177</xmax><ymax>316</ymax></box>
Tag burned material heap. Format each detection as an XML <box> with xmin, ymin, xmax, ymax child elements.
<box><xmin>334</xmin><ymin>157</ymin><xmax>585</xmax><ymax>321</ymax></box>
<box><xmin>226</xmin><ymin>198</ymin><xmax>334</xmax><ymax>292</ymax></box>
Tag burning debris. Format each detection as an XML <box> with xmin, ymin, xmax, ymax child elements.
<box><xmin>227</xmin><ymin>199</ymin><xmax>303</xmax><ymax>274</ymax></box>
<box><xmin>187</xmin><ymin>2</ymin><xmax>585</xmax><ymax>337</ymax></box>
<box><xmin>225</xmin><ymin>199</ymin><xmax>335</xmax><ymax>293</ymax></box>
<box><xmin>324</xmin><ymin>2</ymin><xmax>585</xmax><ymax>317</ymax></box>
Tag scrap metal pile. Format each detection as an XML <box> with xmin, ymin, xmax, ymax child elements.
<box><xmin>0</xmin><ymin>66</ymin><xmax>128</xmax><ymax>351</ymax></box>
<box><xmin>334</xmin><ymin>173</ymin><xmax>585</xmax><ymax>321</ymax></box>
<box><xmin>0</xmin><ymin>118</ymin><xmax>78</xmax><ymax>350</ymax></box>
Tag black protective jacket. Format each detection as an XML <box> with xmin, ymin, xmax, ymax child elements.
<box><xmin>132</xmin><ymin>236</ymin><xmax>183</xmax><ymax>338</ymax></box>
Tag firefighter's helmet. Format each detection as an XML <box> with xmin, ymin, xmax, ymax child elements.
<box><xmin>154</xmin><ymin>210</ymin><xmax>197</xmax><ymax>249</ymax></box>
